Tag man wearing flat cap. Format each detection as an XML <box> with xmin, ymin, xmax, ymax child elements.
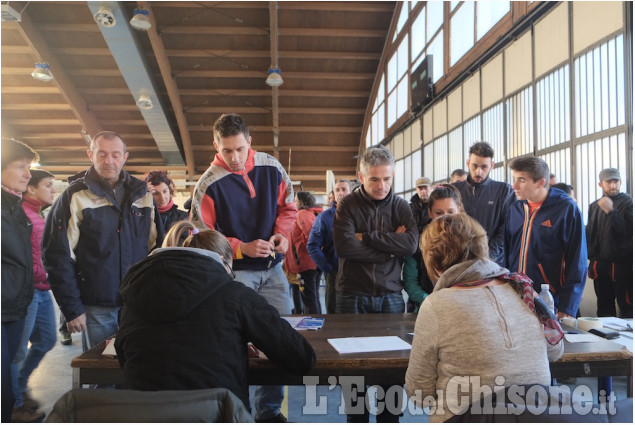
<box><xmin>586</xmin><ymin>168</ymin><xmax>633</xmax><ymax>318</ymax></box>
<box><xmin>410</xmin><ymin>177</ymin><xmax>432</xmax><ymax>233</ymax></box>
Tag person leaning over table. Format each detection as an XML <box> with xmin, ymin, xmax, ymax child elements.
<box><xmin>115</xmin><ymin>220</ymin><xmax>316</xmax><ymax>415</ymax></box>
<box><xmin>405</xmin><ymin>213</ymin><xmax>564</xmax><ymax>422</ymax></box>
<box><xmin>403</xmin><ymin>184</ymin><xmax>462</xmax><ymax>312</ymax></box>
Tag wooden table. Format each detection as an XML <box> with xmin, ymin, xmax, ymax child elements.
<box><xmin>71</xmin><ymin>313</ymin><xmax>632</xmax><ymax>390</ymax></box>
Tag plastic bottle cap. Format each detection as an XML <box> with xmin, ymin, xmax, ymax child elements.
<box><xmin>541</xmin><ymin>284</ymin><xmax>549</xmax><ymax>290</ymax></box>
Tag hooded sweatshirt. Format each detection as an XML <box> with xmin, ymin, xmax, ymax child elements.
<box><xmin>115</xmin><ymin>247</ymin><xmax>315</xmax><ymax>410</ymax></box>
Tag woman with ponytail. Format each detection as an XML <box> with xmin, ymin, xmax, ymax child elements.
<box><xmin>115</xmin><ymin>220</ymin><xmax>315</xmax><ymax>414</ymax></box>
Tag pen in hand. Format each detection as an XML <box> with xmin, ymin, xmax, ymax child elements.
<box><xmin>267</xmin><ymin>250</ymin><xmax>275</xmax><ymax>268</ymax></box>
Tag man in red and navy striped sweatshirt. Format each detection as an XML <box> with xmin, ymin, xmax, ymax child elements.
<box><xmin>190</xmin><ymin>113</ymin><xmax>297</xmax><ymax>422</ymax></box>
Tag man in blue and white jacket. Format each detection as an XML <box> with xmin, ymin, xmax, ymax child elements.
<box><xmin>43</xmin><ymin>131</ymin><xmax>162</xmax><ymax>352</ymax></box>
<box><xmin>307</xmin><ymin>179</ymin><xmax>351</xmax><ymax>314</ymax></box>
<box><xmin>504</xmin><ymin>156</ymin><xmax>587</xmax><ymax>319</ymax></box>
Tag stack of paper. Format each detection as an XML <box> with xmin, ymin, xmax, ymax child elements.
<box><xmin>295</xmin><ymin>317</ymin><xmax>325</xmax><ymax>330</ymax></box>
<box><xmin>282</xmin><ymin>316</ymin><xmax>325</xmax><ymax>330</ymax></box>
<box><xmin>328</xmin><ymin>336</ymin><xmax>411</xmax><ymax>354</ymax></box>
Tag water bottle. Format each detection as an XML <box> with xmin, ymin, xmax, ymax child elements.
<box><xmin>538</xmin><ymin>284</ymin><xmax>555</xmax><ymax>315</ymax></box>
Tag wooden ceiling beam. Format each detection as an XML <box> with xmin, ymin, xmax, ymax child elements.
<box><xmin>158</xmin><ymin>26</ymin><xmax>384</xmax><ymax>38</ymax></box>
<box><xmin>1</xmin><ymin>87</ymin><xmax>61</xmax><ymax>94</ymax></box>
<box><xmin>279</xmin><ymin>2</ymin><xmax>394</xmax><ymax>12</ymax></box>
<box><xmin>9</xmin><ymin>16</ymin><xmax>102</xmax><ymax>137</ymax></box>
<box><xmin>34</xmin><ymin>23</ymin><xmax>100</xmax><ymax>32</ymax></box>
<box><xmin>290</xmin><ymin>166</ymin><xmax>353</xmax><ymax>172</ymax></box>
<box><xmin>10</xmin><ymin>119</ymin><xmax>85</xmax><ymax>126</ymax></box>
<box><xmin>43</xmin><ymin>165</ymin><xmax>188</xmax><ymax>172</ymax></box>
<box><xmin>1</xmin><ymin>45</ymin><xmax>33</xmax><ymax>54</ymax></box>
<box><xmin>193</xmin><ymin>144</ymin><xmax>359</xmax><ymax>153</ymax></box>
<box><xmin>164</xmin><ymin>49</ymin><xmax>378</xmax><ymax>60</ymax></box>
<box><xmin>2</xmin><ymin>104</ymin><xmax>72</xmax><ymax>110</ymax></box>
<box><xmin>174</xmin><ymin>70</ymin><xmax>374</xmax><ymax>79</ymax></box>
<box><xmin>185</xmin><ymin>106</ymin><xmax>364</xmax><ymax>115</ymax></box>
<box><xmin>138</xmin><ymin>0</ymin><xmax>197</xmax><ymax>181</ymax></box>
<box><xmin>279</xmin><ymin>28</ymin><xmax>386</xmax><ymax>38</ymax></box>
<box><xmin>16</xmin><ymin>133</ymin><xmax>155</xmax><ymax>140</ymax></box>
<box><xmin>287</xmin><ymin>174</ymin><xmax>357</xmax><ymax>181</ymax></box>
<box><xmin>152</xmin><ymin>0</ymin><xmax>390</xmax><ymax>12</ymax></box>
<box><xmin>178</xmin><ymin>89</ymin><xmax>368</xmax><ymax>98</ymax></box>
<box><xmin>190</xmin><ymin>125</ymin><xmax>362</xmax><ymax>133</ymax></box>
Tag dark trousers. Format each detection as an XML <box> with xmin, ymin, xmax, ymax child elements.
<box><xmin>325</xmin><ymin>269</ymin><xmax>337</xmax><ymax>314</ymax></box>
<box><xmin>2</xmin><ymin>319</ymin><xmax>25</xmax><ymax>421</ymax></box>
<box><xmin>593</xmin><ymin>261</ymin><xmax>633</xmax><ymax>318</ymax></box>
<box><xmin>300</xmin><ymin>269</ymin><xmax>321</xmax><ymax>314</ymax></box>
<box><xmin>336</xmin><ymin>291</ymin><xmax>405</xmax><ymax>422</ymax></box>
<box><xmin>291</xmin><ymin>284</ymin><xmax>303</xmax><ymax>314</ymax></box>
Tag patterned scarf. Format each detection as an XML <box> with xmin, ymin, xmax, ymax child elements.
<box><xmin>438</xmin><ymin>259</ymin><xmax>564</xmax><ymax>345</ymax></box>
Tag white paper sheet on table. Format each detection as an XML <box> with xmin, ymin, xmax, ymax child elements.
<box><xmin>602</xmin><ymin>317</ymin><xmax>633</xmax><ymax>331</ymax></box>
<box><xmin>564</xmin><ymin>333</ymin><xmax>605</xmax><ymax>343</ymax></box>
<box><xmin>327</xmin><ymin>336</ymin><xmax>411</xmax><ymax>354</ymax></box>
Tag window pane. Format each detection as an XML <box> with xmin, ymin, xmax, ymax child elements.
<box><xmin>395</xmin><ymin>4</ymin><xmax>409</xmax><ymax>39</ymax></box>
<box><xmin>404</xmin><ymin>154</ymin><xmax>412</xmax><ymax>190</ymax></box>
<box><xmin>427</xmin><ymin>0</ymin><xmax>444</xmax><ymax>41</ymax></box>
<box><xmin>424</xmin><ymin>143</ymin><xmax>434</xmax><ymax>181</ymax></box>
<box><xmin>477</xmin><ymin>1</ymin><xmax>509</xmax><ymax>40</ymax></box>
<box><xmin>398</xmin><ymin>35</ymin><xmax>409</xmax><ymax>79</ymax></box>
<box><xmin>536</xmin><ymin>65</ymin><xmax>570</xmax><ymax>150</ymax></box>
<box><xmin>429</xmin><ymin>31</ymin><xmax>444</xmax><ymax>83</ymax></box>
<box><xmin>574</xmin><ymin>34</ymin><xmax>625</xmax><ymax>138</ymax></box>
<box><xmin>387</xmin><ymin>91</ymin><xmax>397</xmax><ymax>128</ymax></box>
<box><xmin>433</xmin><ymin>136</ymin><xmax>448</xmax><ymax>182</ymax></box>
<box><xmin>483</xmin><ymin>104</ymin><xmax>504</xmax><ymax>162</ymax></box>
<box><xmin>377</xmin><ymin>104</ymin><xmax>385</xmax><ymax>141</ymax></box>
<box><xmin>506</xmin><ymin>87</ymin><xmax>534</xmax><ymax>158</ymax></box>
<box><xmin>397</xmin><ymin>78</ymin><xmax>409</xmax><ymax>118</ymax></box>
<box><xmin>371</xmin><ymin>112</ymin><xmax>377</xmax><ymax>145</ymax></box>
<box><xmin>463</xmin><ymin>115</ymin><xmax>482</xmax><ymax>147</ymax></box>
<box><xmin>387</xmin><ymin>53</ymin><xmax>398</xmax><ymax>91</ymax></box>
<box><xmin>412</xmin><ymin>149</ymin><xmax>422</xmax><ymax>187</ymax></box>
<box><xmin>376</xmin><ymin>74</ymin><xmax>385</xmax><ymax>106</ymax></box>
<box><xmin>575</xmin><ymin>133</ymin><xmax>627</xmax><ymax>222</ymax></box>
<box><xmin>411</xmin><ymin>11</ymin><xmax>426</xmax><ymax>62</ymax></box>
<box><xmin>448</xmin><ymin>126</ymin><xmax>464</xmax><ymax>173</ymax></box>
<box><xmin>395</xmin><ymin>159</ymin><xmax>405</xmax><ymax>193</ymax></box>
<box><xmin>451</xmin><ymin>1</ymin><xmax>474</xmax><ymax>66</ymax></box>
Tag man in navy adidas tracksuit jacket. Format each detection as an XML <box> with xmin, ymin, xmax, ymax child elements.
<box><xmin>504</xmin><ymin>156</ymin><xmax>587</xmax><ymax>319</ymax></box>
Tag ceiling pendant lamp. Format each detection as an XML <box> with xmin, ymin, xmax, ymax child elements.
<box><xmin>130</xmin><ymin>8</ymin><xmax>151</xmax><ymax>31</ymax></box>
<box><xmin>265</xmin><ymin>66</ymin><xmax>283</xmax><ymax>87</ymax></box>
<box><xmin>31</xmin><ymin>63</ymin><xmax>53</xmax><ymax>81</ymax></box>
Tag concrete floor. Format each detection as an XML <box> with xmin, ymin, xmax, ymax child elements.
<box><xmin>26</xmin><ymin>290</ymin><xmax>631</xmax><ymax>422</ymax></box>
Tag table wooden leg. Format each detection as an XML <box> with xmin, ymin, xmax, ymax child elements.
<box><xmin>72</xmin><ymin>368</ymin><xmax>80</xmax><ymax>389</ymax></box>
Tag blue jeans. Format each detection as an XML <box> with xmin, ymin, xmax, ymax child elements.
<box><xmin>81</xmin><ymin>305</ymin><xmax>119</xmax><ymax>352</ymax></box>
<box><xmin>335</xmin><ymin>292</ymin><xmax>405</xmax><ymax>314</ymax></box>
<box><xmin>11</xmin><ymin>290</ymin><xmax>57</xmax><ymax>407</ymax></box>
<box><xmin>234</xmin><ymin>263</ymin><xmax>291</xmax><ymax>420</ymax></box>
<box><xmin>2</xmin><ymin>319</ymin><xmax>25</xmax><ymax>422</ymax></box>
<box><xmin>335</xmin><ymin>291</ymin><xmax>405</xmax><ymax>422</ymax></box>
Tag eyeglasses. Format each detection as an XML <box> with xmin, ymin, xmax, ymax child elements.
<box><xmin>222</xmin><ymin>257</ymin><xmax>236</xmax><ymax>279</ymax></box>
